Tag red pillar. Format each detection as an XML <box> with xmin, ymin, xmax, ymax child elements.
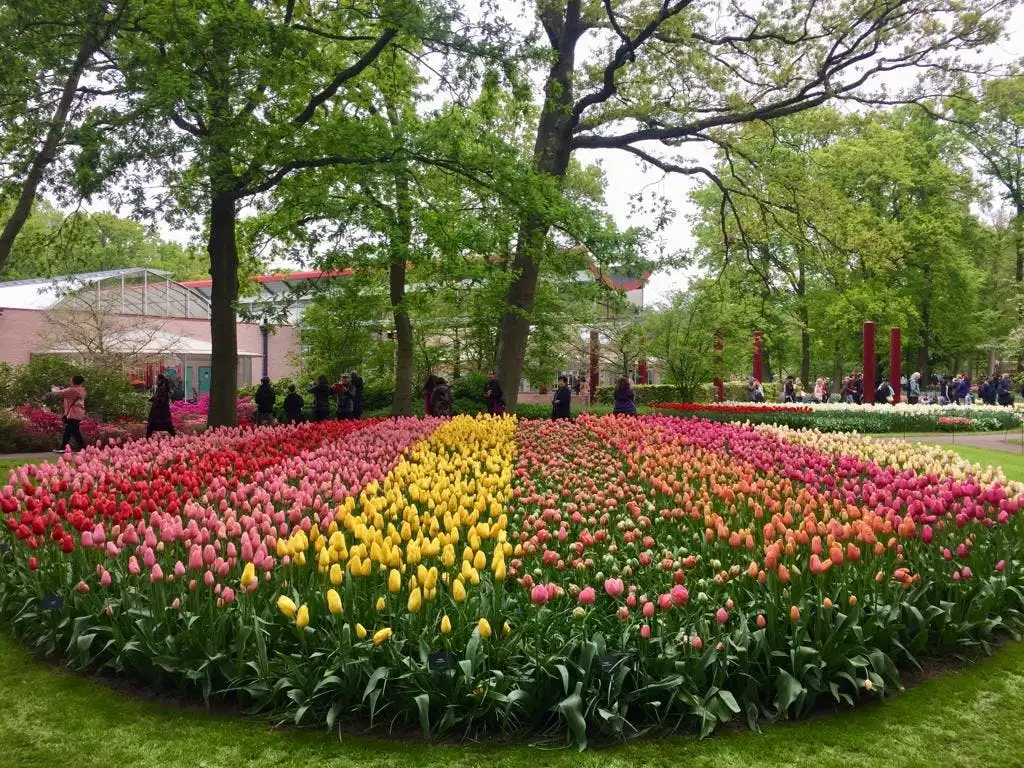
<box><xmin>890</xmin><ymin>327</ymin><xmax>902</xmax><ymax>404</ymax></box>
<box><xmin>714</xmin><ymin>329</ymin><xmax>725</xmax><ymax>402</ymax></box>
<box><xmin>752</xmin><ymin>331</ymin><xmax>764</xmax><ymax>383</ymax></box>
<box><xmin>588</xmin><ymin>330</ymin><xmax>599</xmax><ymax>404</ymax></box>
<box><xmin>863</xmin><ymin>321</ymin><xmax>876</xmax><ymax>404</ymax></box>
<box><xmin>637</xmin><ymin>360</ymin><xmax>648</xmax><ymax>385</ymax></box>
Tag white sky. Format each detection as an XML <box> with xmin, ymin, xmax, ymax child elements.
<box><xmin>63</xmin><ymin>1</ymin><xmax>1024</xmax><ymax>305</ymax></box>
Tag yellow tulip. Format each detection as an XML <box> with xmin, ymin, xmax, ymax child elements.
<box><xmin>295</xmin><ymin>551</ymin><xmax>307</xmax><ymax>567</ymax></box>
<box><xmin>349</xmin><ymin>554</ymin><xmax>362</xmax><ymax>575</ymax></box>
<box><xmin>373</xmin><ymin>627</ymin><xmax>393</xmax><ymax>645</ymax></box>
<box><xmin>407</xmin><ymin>586</ymin><xmax>422</xmax><ymax>613</ymax></box>
<box><xmin>276</xmin><ymin>539</ymin><xmax>288</xmax><ymax>558</ymax></box>
<box><xmin>376</xmin><ymin>596</ymin><xmax>386</xmax><ymax>611</ymax></box>
<box><xmin>276</xmin><ymin>595</ymin><xmax>297</xmax><ymax>618</ymax></box>
<box><xmin>329</xmin><ymin>563</ymin><xmax>343</xmax><ymax>585</ymax></box>
<box><xmin>503</xmin><ymin>621</ymin><xmax>510</xmax><ymax>637</ymax></box>
<box><xmin>318</xmin><ymin>547</ymin><xmax>331</xmax><ymax>569</ymax></box>
<box><xmin>326</xmin><ymin>589</ymin><xmax>342</xmax><ymax>616</ymax></box>
<box><xmin>296</xmin><ymin>604</ymin><xmax>309</xmax><ymax>629</ymax></box>
<box><xmin>388</xmin><ymin>568</ymin><xmax>401</xmax><ymax>593</ymax></box>
<box><xmin>477</xmin><ymin>618</ymin><xmax>492</xmax><ymax>638</ymax></box>
<box><xmin>493</xmin><ymin>559</ymin><xmax>506</xmax><ymax>582</ymax></box>
<box><xmin>360</xmin><ymin>557</ymin><xmax>372</xmax><ymax>577</ymax></box>
<box><xmin>440</xmin><ymin>615</ymin><xmax>452</xmax><ymax>634</ymax></box>
<box><xmin>240</xmin><ymin>562</ymin><xmax>257</xmax><ymax>589</ymax></box>
<box><xmin>453</xmin><ymin>579</ymin><xmax>467</xmax><ymax>602</ymax></box>
<box><xmin>473</xmin><ymin>550</ymin><xmax>486</xmax><ymax>571</ymax></box>
<box><xmin>355</xmin><ymin>623</ymin><xmax>367</xmax><ymax>639</ymax></box>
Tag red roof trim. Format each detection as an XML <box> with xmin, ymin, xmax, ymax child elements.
<box><xmin>180</xmin><ymin>268</ymin><xmax>354</xmax><ymax>289</ymax></box>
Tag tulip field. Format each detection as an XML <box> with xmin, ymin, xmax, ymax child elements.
<box><xmin>2</xmin><ymin>414</ymin><xmax>1024</xmax><ymax>748</ymax></box>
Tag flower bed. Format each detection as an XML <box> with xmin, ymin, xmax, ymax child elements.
<box><xmin>650</xmin><ymin>401</ymin><xmax>1022</xmax><ymax>433</ymax></box>
<box><xmin>1</xmin><ymin>414</ymin><xmax>1023</xmax><ymax>747</ymax></box>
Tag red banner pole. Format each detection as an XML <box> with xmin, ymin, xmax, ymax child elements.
<box><xmin>863</xmin><ymin>321</ymin><xmax>876</xmax><ymax>404</ymax></box>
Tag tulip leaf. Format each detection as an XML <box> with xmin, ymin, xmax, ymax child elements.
<box><xmin>362</xmin><ymin>666</ymin><xmax>388</xmax><ymax>703</ymax></box>
<box><xmin>555</xmin><ymin>663</ymin><xmax>571</xmax><ymax>695</ymax></box>
<box><xmin>414</xmin><ymin>693</ymin><xmax>431</xmax><ymax>738</ymax></box>
<box><xmin>775</xmin><ymin>670</ymin><xmax>804</xmax><ymax>715</ymax></box>
<box><xmin>556</xmin><ymin>692</ymin><xmax>587</xmax><ymax>750</ymax></box>
<box><xmin>718</xmin><ymin>689</ymin><xmax>741</xmax><ymax>714</ymax></box>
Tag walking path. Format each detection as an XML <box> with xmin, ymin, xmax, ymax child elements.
<box><xmin>874</xmin><ymin>430</ymin><xmax>1024</xmax><ymax>455</ymax></box>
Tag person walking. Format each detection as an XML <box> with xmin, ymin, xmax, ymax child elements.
<box><xmin>552</xmin><ymin>375</ymin><xmax>572</xmax><ymax>420</ymax></box>
<box><xmin>997</xmin><ymin>373</ymin><xmax>1015</xmax><ymax>407</ymax></box>
<box><xmin>957</xmin><ymin>374</ymin><xmax>971</xmax><ymax>405</ymax></box>
<box><xmin>334</xmin><ymin>375</ymin><xmax>354</xmax><ymax>420</ymax></box>
<box><xmin>431</xmin><ymin>377</ymin><xmax>453</xmax><ymax>416</ymax></box>
<box><xmin>283</xmin><ymin>384</ymin><xmax>304</xmax><ymax>423</ymax></box>
<box><xmin>813</xmin><ymin>378</ymin><xmax>825</xmax><ymax>403</ymax></box>
<box><xmin>747</xmin><ymin>377</ymin><xmax>765</xmax><ymax>403</ymax></box>
<box><xmin>349</xmin><ymin>371</ymin><xmax>364</xmax><ymax>419</ymax></box>
<box><xmin>613</xmin><ymin>376</ymin><xmax>637</xmax><ymax>415</ymax></box>
<box><xmin>146</xmin><ymin>373</ymin><xmax>176</xmax><ymax>438</ymax></box>
<box><xmin>52</xmin><ymin>375</ymin><xmax>87</xmax><ymax>452</ymax></box>
<box><xmin>254</xmin><ymin>376</ymin><xmax>276</xmax><ymax>426</ymax></box>
<box><xmin>783</xmin><ymin>375</ymin><xmax>796</xmax><ymax>403</ymax></box>
<box><xmin>423</xmin><ymin>375</ymin><xmax>437</xmax><ymax>417</ymax></box>
<box><xmin>484</xmin><ymin>371</ymin><xmax>505</xmax><ymax>415</ymax></box>
<box><xmin>309</xmin><ymin>375</ymin><xmax>333</xmax><ymax>422</ymax></box>
<box><xmin>908</xmin><ymin>371</ymin><xmax>921</xmax><ymax>405</ymax></box>
<box><xmin>875</xmin><ymin>378</ymin><xmax>895</xmax><ymax>404</ymax></box>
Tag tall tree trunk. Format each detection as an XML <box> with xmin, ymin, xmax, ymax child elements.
<box><xmin>494</xmin><ymin>3</ymin><xmax>581</xmax><ymax>409</ymax></box>
<box><xmin>833</xmin><ymin>340</ymin><xmax>843</xmax><ymax>397</ymax></box>
<box><xmin>207</xmin><ymin>188</ymin><xmax>240</xmax><ymax>427</ymax></box>
<box><xmin>390</xmin><ymin>171</ymin><xmax>414</xmax><ymax>416</ymax></box>
<box><xmin>1015</xmin><ymin>202</ymin><xmax>1024</xmax><ymax>285</ymax></box>
<box><xmin>0</xmin><ymin>25</ymin><xmax>101</xmax><ymax>271</ymax></box>
<box><xmin>452</xmin><ymin>327</ymin><xmax>461</xmax><ymax>379</ymax></box>
<box><xmin>797</xmin><ymin>262</ymin><xmax>810</xmax><ymax>388</ymax></box>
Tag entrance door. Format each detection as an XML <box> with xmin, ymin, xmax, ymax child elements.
<box><xmin>185</xmin><ymin>367</ymin><xmax>194</xmax><ymax>398</ymax></box>
<box><xmin>198</xmin><ymin>366</ymin><xmax>212</xmax><ymax>394</ymax></box>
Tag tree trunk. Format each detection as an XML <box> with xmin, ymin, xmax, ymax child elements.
<box><xmin>207</xmin><ymin>188</ymin><xmax>240</xmax><ymax>427</ymax></box>
<box><xmin>495</xmin><ymin>4</ymin><xmax>581</xmax><ymax>409</ymax></box>
<box><xmin>1015</xmin><ymin>202</ymin><xmax>1023</xmax><ymax>285</ymax></box>
<box><xmin>833</xmin><ymin>340</ymin><xmax>843</xmax><ymax>397</ymax></box>
<box><xmin>797</xmin><ymin>262</ymin><xmax>810</xmax><ymax>388</ymax></box>
<box><xmin>390</xmin><ymin>170</ymin><xmax>414</xmax><ymax>416</ymax></box>
<box><xmin>0</xmin><ymin>25</ymin><xmax>100</xmax><ymax>271</ymax></box>
<box><xmin>452</xmin><ymin>327</ymin><xmax>461</xmax><ymax>379</ymax></box>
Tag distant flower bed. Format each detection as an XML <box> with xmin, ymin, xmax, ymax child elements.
<box><xmin>650</xmin><ymin>401</ymin><xmax>1021</xmax><ymax>433</ymax></box>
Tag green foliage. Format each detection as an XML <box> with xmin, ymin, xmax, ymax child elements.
<box><xmin>2</xmin><ymin>356</ymin><xmax>147</xmax><ymax>421</ymax></box>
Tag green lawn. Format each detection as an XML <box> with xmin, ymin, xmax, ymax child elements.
<box><xmin>3</xmin><ymin>442</ymin><xmax>1024</xmax><ymax>767</ymax></box>
<box><xmin>0</xmin><ymin>456</ymin><xmax>47</xmax><ymax>476</ymax></box>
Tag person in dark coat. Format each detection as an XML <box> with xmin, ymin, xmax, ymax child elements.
<box><xmin>875</xmin><ymin>378</ymin><xmax>895</xmax><ymax>404</ymax></box>
<box><xmin>147</xmin><ymin>374</ymin><xmax>176</xmax><ymax>438</ymax></box>
<box><xmin>957</xmin><ymin>374</ymin><xmax>971</xmax><ymax>405</ymax></box>
<box><xmin>423</xmin><ymin>375</ymin><xmax>437</xmax><ymax>417</ymax></box>
<box><xmin>613</xmin><ymin>376</ymin><xmax>637</xmax><ymax>415</ymax></box>
<box><xmin>254</xmin><ymin>377</ymin><xmax>276</xmax><ymax>426</ymax></box>
<box><xmin>431</xmin><ymin>377</ymin><xmax>453</xmax><ymax>416</ymax></box>
<box><xmin>283</xmin><ymin>384</ymin><xmax>304</xmax><ymax>423</ymax></box>
<box><xmin>997</xmin><ymin>373</ymin><xmax>1014</xmax><ymax>407</ymax></box>
<box><xmin>484</xmin><ymin>371</ymin><xmax>505</xmax><ymax>415</ymax></box>
<box><xmin>309</xmin><ymin>376</ymin><xmax>333</xmax><ymax>422</ymax></box>
<box><xmin>552</xmin><ymin>376</ymin><xmax>571</xmax><ymax>420</ymax></box>
<box><xmin>334</xmin><ymin>375</ymin><xmax>354</xmax><ymax>419</ymax></box>
<box><xmin>349</xmin><ymin>371</ymin><xmax>364</xmax><ymax>418</ymax></box>
<box><xmin>783</xmin><ymin>376</ymin><xmax>796</xmax><ymax>403</ymax></box>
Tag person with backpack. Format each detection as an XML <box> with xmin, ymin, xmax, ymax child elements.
<box><xmin>308</xmin><ymin>376</ymin><xmax>333</xmax><ymax>422</ymax></box>
<box><xmin>283</xmin><ymin>384</ymin><xmax>305</xmax><ymax>423</ymax></box>
<box><xmin>484</xmin><ymin>372</ymin><xmax>505</xmax><ymax>415</ymax></box>
<box><xmin>254</xmin><ymin>377</ymin><xmax>276</xmax><ymax>426</ymax></box>
<box><xmin>431</xmin><ymin>377</ymin><xmax>453</xmax><ymax>416</ymax></box>
<box><xmin>349</xmin><ymin>371</ymin><xmax>364</xmax><ymax>418</ymax></box>
<box><xmin>613</xmin><ymin>376</ymin><xmax>637</xmax><ymax>415</ymax></box>
<box><xmin>997</xmin><ymin>373</ymin><xmax>1015</xmax><ymax>407</ymax></box>
<box><xmin>552</xmin><ymin>375</ymin><xmax>572</xmax><ymax>419</ymax></box>
<box><xmin>146</xmin><ymin>373</ymin><xmax>176</xmax><ymax>438</ymax></box>
<box><xmin>907</xmin><ymin>372</ymin><xmax>921</xmax><ymax>405</ymax></box>
<box><xmin>51</xmin><ymin>374</ymin><xmax>87</xmax><ymax>452</ymax></box>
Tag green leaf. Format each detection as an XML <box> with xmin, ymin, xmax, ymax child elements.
<box><xmin>775</xmin><ymin>670</ymin><xmax>804</xmax><ymax>715</ymax></box>
<box><xmin>556</xmin><ymin>693</ymin><xmax>587</xmax><ymax>750</ymax></box>
<box><xmin>718</xmin><ymin>689</ymin><xmax>741</xmax><ymax>714</ymax></box>
<box><xmin>414</xmin><ymin>693</ymin><xmax>431</xmax><ymax>738</ymax></box>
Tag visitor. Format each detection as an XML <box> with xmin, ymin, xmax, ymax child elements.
<box><xmin>350</xmin><ymin>371</ymin><xmax>364</xmax><ymax>419</ymax></box>
<box><xmin>51</xmin><ymin>375</ymin><xmax>87</xmax><ymax>453</ymax></box>
<box><xmin>431</xmin><ymin>377</ymin><xmax>453</xmax><ymax>416</ymax></box>
<box><xmin>613</xmin><ymin>376</ymin><xmax>637</xmax><ymax>415</ymax></box>
<box><xmin>190</xmin><ymin>386</ymin><xmax>199</xmax><ymax>404</ymax></box>
<box><xmin>957</xmin><ymin>374</ymin><xmax>971</xmax><ymax>406</ymax></box>
<box><xmin>853</xmin><ymin>372</ymin><xmax>864</xmax><ymax>405</ymax></box>
<box><xmin>423</xmin><ymin>375</ymin><xmax>437</xmax><ymax>416</ymax></box>
<box><xmin>908</xmin><ymin>371</ymin><xmax>921</xmax><ymax>405</ymax></box>
<box><xmin>747</xmin><ymin>377</ymin><xmax>765</xmax><ymax>403</ymax></box>
<box><xmin>979</xmin><ymin>375</ymin><xmax>996</xmax><ymax>406</ymax></box>
<box><xmin>997</xmin><ymin>373</ymin><xmax>1014</xmax><ymax>407</ymax></box>
<box><xmin>484</xmin><ymin>371</ymin><xmax>505</xmax><ymax>415</ymax></box>
<box><xmin>283</xmin><ymin>384</ymin><xmax>305</xmax><ymax>423</ymax></box>
<box><xmin>813</xmin><ymin>378</ymin><xmax>825</xmax><ymax>403</ymax></box>
<box><xmin>875</xmin><ymin>378</ymin><xmax>895</xmax><ymax>404</ymax></box>
<box><xmin>334</xmin><ymin>375</ymin><xmax>354</xmax><ymax>420</ymax></box>
<box><xmin>309</xmin><ymin>375</ymin><xmax>333</xmax><ymax>422</ymax></box>
<box><xmin>254</xmin><ymin>376</ymin><xmax>276</xmax><ymax>426</ymax></box>
<box><xmin>783</xmin><ymin>375</ymin><xmax>796</xmax><ymax>403</ymax></box>
<box><xmin>146</xmin><ymin>373</ymin><xmax>176</xmax><ymax>438</ymax></box>
<box><xmin>552</xmin><ymin>375</ymin><xmax>571</xmax><ymax>420</ymax></box>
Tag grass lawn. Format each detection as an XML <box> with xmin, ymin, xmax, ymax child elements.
<box><xmin>4</xmin><ymin>439</ymin><xmax>1024</xmax><ymax>767</ymax></box>
<box><xmin>0</xmin><ymin>456</ymin><xmax>48</xmax><ymax>476</ymax></box>
<box><xmin>943</xmin><ymin>445</ymin><xmax>1024</xmax><ymax>480</ymax></box>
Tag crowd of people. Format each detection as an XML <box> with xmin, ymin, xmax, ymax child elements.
<box><xmin>747</xmin><ymin>370</ymin><xmax>1018</xmax><ymax>407</ymax></box>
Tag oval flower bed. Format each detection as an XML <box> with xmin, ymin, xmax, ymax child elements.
<box><xmin>1</xmin><ymin>414</ymin><xmax>1023</xmax><ymax>748</ymax></box>
<box><xmin>650</xmin><ymin>401</ymin><xmax>1022</xmax><ymax>433</ymax></box>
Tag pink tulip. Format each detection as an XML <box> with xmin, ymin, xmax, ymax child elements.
<box><xmin>640</xmin><ymin>624</ymin><xmax>651</xmax><ymax>639</ymax></box>
<box><xmin>604</xmin><ymin>577</ymin><xmax>624</xmax><ymax>597</ymax></box>
<box><xmin>578</xmin><ymin>586</ymin><xmax>596</xmax><ymax>605</ymax></box>
<box><xmin>99</xmin><ymin>570</ymin><xmax>111</xmax><ymax>588</ymax></box>
<box><xmin>203</xmin><ymin>570</ymin><xmax>215</xmax><ymax>587</ymax></box>
<box><xmin>670</xmin><ymin>585</ymin><xmax>689</xmax><ymax>606</ymax></box>
<box><xmin>716</xmin><ymin>607</ymin><xmax>729</xmax><ymax>624</ymax></box>
<box><xmin>642</xmin><ymin>601</ymin><xmax>655</xmax><ymax>618</ymax></box>
<box><xmin>150</xmin><ymin>564</ymin><xmax>164</xmax><ymax>583</ymax></box>
<box><xmin>173</xmin><ymin>560</ymin><xmax>186</xmax><ymax>579</ymax></box>
<box><xmin>221</xmin><ymin>587</ymin><xmax>235</xmax><ymax>604</ymax></box>
<box><xmin>691</xmin><ymin>635</ymin><xmax>703</xmax><ymax>651</ymax></box>
<box><xmin>128</xmin><ymin>556</ymin><xmax>141</xmax><ymax>576</ymax></box>
<box><xmin>188</xmin><ymin>547</ymin><xmax>203</xmax><ymax>571</ymax></box>
<box><xmin>530</xmin><ymin>585</ymin><xmax>549</xmax><ymax>605</ymax></box>
<box><xmin>996</xmin><ymin>560</ymin><xmax>1006</xmax><ymax>572</ymax></box>
<box><xmin>657</xmin><ymin>593</ymin><xmax>672</xmax><ymax>611</ymax></box>
<box><xmin>171</xmin><ymin>597</ymin><xmax>181</xmax><ymax>611</ymax></box>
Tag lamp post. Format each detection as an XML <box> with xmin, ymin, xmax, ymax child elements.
<box><xmin>259</xmin><ymin>315</ymin><xmax>271</xmax><ymax>379</ymax></box>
